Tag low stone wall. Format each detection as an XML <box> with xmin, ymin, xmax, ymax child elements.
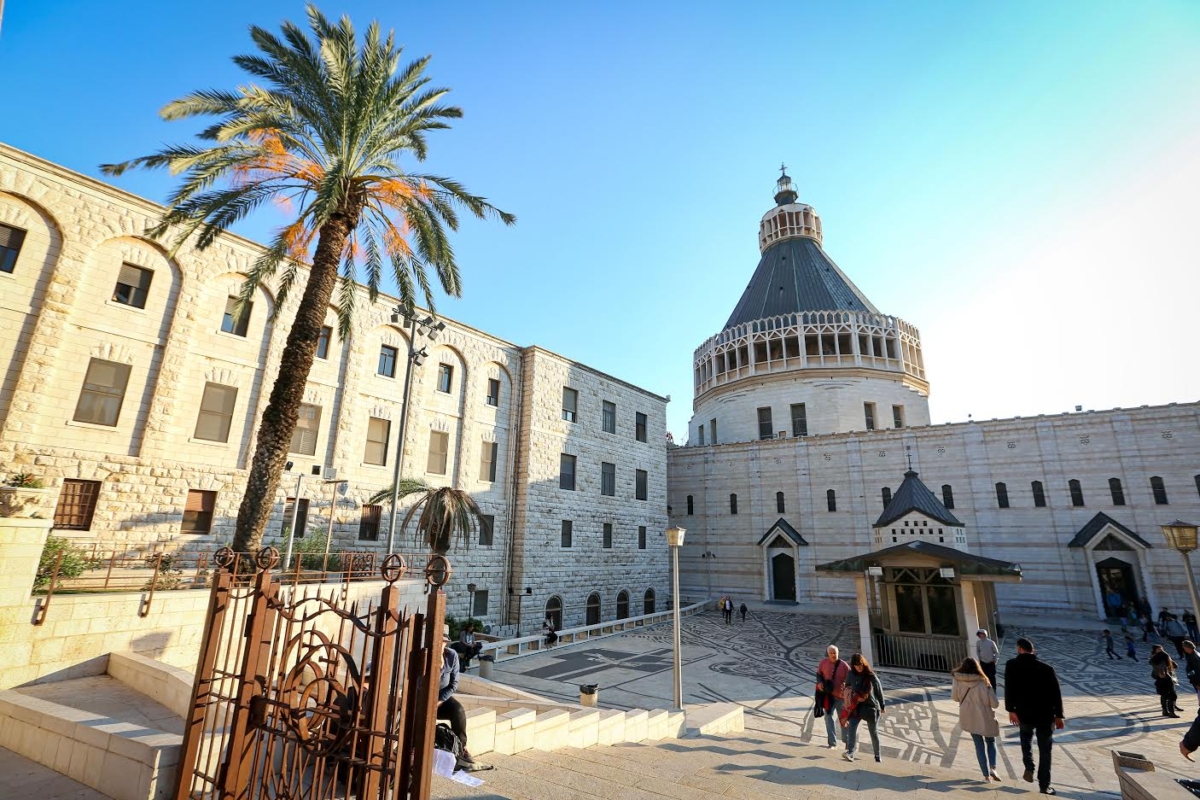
<box><xmin>107</xmin><ymin>653</ymin><xmax>193</xmax><ymax>719</ymax></box>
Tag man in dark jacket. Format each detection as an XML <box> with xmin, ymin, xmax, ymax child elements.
<box><xmin>1180</xmin><ymin>709</ymin><xmax>1200</xmax><ymax>760</ymax></box>
<box><xmin>436</xmin><ymin>624</ymin><xmax>474</xmax><ymax>765</ymax></box>
<box><xmin>1183</xmin><ymin>640</ymin><xmax>1200</xmax><ymax>704</ymax></box>
<box><xmin>1004</xmin><ymin>637</ymin><xmax>1064</xmax><ymax>795</ymax></box>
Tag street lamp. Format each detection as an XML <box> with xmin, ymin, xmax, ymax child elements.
<box><xmin>509</xmin><ymin>586</ymin><xmax>532</xmax><ymax>635</ymax></box>
<box><xmin>282</xmin><ymin>461</ymin><xmax>303</xmax><ymax>569</ymax></box>
<box><xmin>1162</xmin><ymin>520</ymin><xmax>1200</xmax><ymax>619</ymax></box>
<box><xmin>385</xmin><ymin>307</ymin><xmax>446</xmax><ymax>555</ymax></box>
<box><xmin>467</xmin><ymin>582</ymin><xmax>477</xmax><ymax>619</ymax></box>
<box><xmin>667</xmin><ymin>525</ymin><xmax>686</xmax><ymax>711</ymax></box>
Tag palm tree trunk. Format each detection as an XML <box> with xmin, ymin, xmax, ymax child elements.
<box><xmin>232</xmin><ymin>212</ymin><xmax>355</xmax><ymax>553</ymax></box>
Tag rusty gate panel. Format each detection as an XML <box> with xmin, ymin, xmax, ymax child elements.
<box><xmin>175</xmin><ymin>548</ymin><xmax>448</xmax><ymax>800</ymax></box>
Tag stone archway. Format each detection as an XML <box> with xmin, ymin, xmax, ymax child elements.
<box><xmin>1069</xmin><ymin>513</ymin><xmax>1155</xmax><ymax>620</ymax></box>
<box><xmin>770</xmin><ymin>551</ymin><xmax>797</xmax><ymax>601</ymax></box>
<box><xmin>757</xmin><ymin>518</ymin><xmax>806</xmax><ymax>604</ymax></box>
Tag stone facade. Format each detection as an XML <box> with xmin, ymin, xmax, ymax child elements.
<box><xmin>0</xmin><ymin>143</ymin><xmax>668</xmax><ymax>632</ymax></box>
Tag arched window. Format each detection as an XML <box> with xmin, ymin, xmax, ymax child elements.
<box><xmin>881</xmin><ymin>487</ymin><xmax>892</xmax><ymax>509</ymax></box>
<box><xmin>995</xmin><ymin>482</ymin><xmax>1009</xmax><ymax>509</ymax></box>
<box><xmin>586</xmin><ymin>592</ymin><xmax>601</xmax><ymax>626</ymax></box>
<box><xmin>1069</xmin><ymin>479</ymin><xmax>1084</xmax><ymax>507</ymax></box>
<box><xmin>776</xmin><ymin>492</ymin><xmax>785</xmax><ymax>513</ymax></box>
<box><xmin>544</xmin><ymin>596</ymin><xmax>562</xmax><ymax>631</ymax></box>
<box><xmin>827</xmin><ymin>489</ymin><xmax>837</xmax><ymax>512</ymax></box>
<box><xmin>1151</xmin><ymin>476</ymin><xmax>1169</xmax><ymax>505</ymax></box>
<box><xmin>1195</xmin><ymin>474</ymin><xmax>1200</xmax><ymax>498</ymax></box>
<box><xmin>730</xmin><ymin>494</ymin><xmax>738</xmax><ymax>515</ymax></box>
<box><xmin>1031</xmin><ymin>481</ymin><xmax>1046</xmax><ymax>508</ymax></box>
<box><xmin>643</xmin><ymin>589</ymin><xmax>656</xmax><ymax>615</ymax></box>
<box><xmin>686</xmin><ymin>495</ymin><xmax>694</xmax><ymax>515</ymax></box>
<box><xmin>941</xmin><ymin>484</ymin><xmax>954</xmax><ymax>510</ymax></box>
<box><xmin>616</xmin><ymin>590</ymin><xmax>629</xmax><ymax>620</ymax></box>
<box><xmin>1109</xmin><ymin>478</ymin><xmax>1125</xmax><ymax>506</ymax></box>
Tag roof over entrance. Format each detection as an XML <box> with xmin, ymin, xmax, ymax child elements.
<box><xmin>1067</xmin><ymin>512</ymin><xmax>1153</xmax><ymax>549</ymax></box>
<box><xmin>815</xmin><ymin>540</ymin><xmax>1022</xmax><ymax>580</ymax></box>
<box><xmin>724</xmin><ymin>237</ymin><xmax>880</xmax><ymax>329</ymax></box>
<box><xmin>757</xmin><ymin>518</ymin><xmax>808</xmax><ymax>547</ymax></box>
<box><xmin>876</xmin><ymin>470</ymin><xmax>963</xmax><ymax>528</ymax></box>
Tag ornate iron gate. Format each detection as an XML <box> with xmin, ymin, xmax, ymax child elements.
<box><xmin>175</xmin><ymin>547</ymin><xmax>449</xmax><ymax>800</ymax></box>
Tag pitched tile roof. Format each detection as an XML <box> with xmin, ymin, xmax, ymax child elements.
<box><xmin>756</xmin><ymin>518</ymin><xmax>808</xmax><ymax>547</ymax></box>
<box><xmin>875</xmin><ymin>470</ymin><xmax>963</xmax><ymax>528</ymax></box>
<box><xmin>815</xmin><ymin>540</ymin><xmax>1022</xmax><ymax>578</ymax></box>
<box><xmin>1067</xmin><ymin>512</ymin><xmax>1153</xmax><ymax>549</ymax></box>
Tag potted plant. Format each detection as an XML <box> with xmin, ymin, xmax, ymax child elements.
<box><xmin>0</xmin><ymin>472</ymin><xmax>60</xmax><ymax>519</ymax></box>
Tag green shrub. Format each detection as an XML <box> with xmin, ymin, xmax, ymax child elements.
<box><xmin>293</xmin><ymin>529</ymin><xmax>341</xmax><ymax>572</ymax></box>
<box><xmin>445</xmin><ymin>615</ymin><xmax>484</xmax><ymax>642</ymax></box>
<box><xmin>7</xmin><ymin>472</ymin><xmax>45</xmax><ymax>489</ymax></box>
<box><xmin>34</xmin><ymin>536</ymin><xmax>87</xmax><ymax>590</ymax></box>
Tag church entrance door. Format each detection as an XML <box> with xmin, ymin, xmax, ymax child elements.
<box><xmin>771</xmin><ymin>552</ymin><xmax>796</xmax><ymax>601</ymax></box>
<box><xmin>1095</xmin><ymin>557</ymin><xmax>1138</xmax><ymax>617</ymax></box>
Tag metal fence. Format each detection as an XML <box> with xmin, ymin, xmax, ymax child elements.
<box><xmin>872</xmin><ymin>631</ymin><xmax>968</xmax><ymax>673</ymax></box>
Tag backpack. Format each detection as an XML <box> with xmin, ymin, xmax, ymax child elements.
<box><xmin>434</xmin><ymin>723</ymin><xmax>463</xmax><ymax>760</ymax></box>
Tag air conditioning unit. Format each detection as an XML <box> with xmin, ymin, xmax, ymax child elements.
<box><xmin>322</xmin><ymin>467</ymin><xmax>338</xmax><ymax>481</ymax></box>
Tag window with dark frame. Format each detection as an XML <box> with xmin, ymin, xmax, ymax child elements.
<box><xmin>790</xmin><ymin>403</ymin><xmax>807</xmax><ymax>437</ymax></box>
<box><xmin>479</xmin><ymin>440</ymin><xmax>498</xmax><ymax>482</ymax></box>
<box><xmin>112</xmin><ymin>263</ymin><xmax>153</xmax><ymax>309</ymax></box>
<box><xmin>603</xmin><ymin>522</ymin><xmax>613</xmax><ymax>549</ymax></box>
<box><xmin>1109</xmin><ymin>477</ymin><xmax>1125</xmax><ymax>506</ymax></box>
<box><xmin>776</xmin><ymin>492</ymin><xmax>785</xmax><ymax>513</ymax></box>
<box><xmin>600</xmin><ymin>462</ymin><xmax>615</xmax><ymax>496</ymax></box>
<box><xmin>1195</xmin><ymin>474</ymin><xmax>1200</xmax><ymax>498</ymax></box>
<box><xmin>437</xmin><ymin>363</ymin><xmax>453</xmax><ymax>392</ymax></box>
<box><xmin>561</xmin><ymin>520</ymin><xmax>573</xmax><ymax>548</ymax></box>
<box><xmin>941</xmin><ymin>484</ymin><xmax>954</xmax><ymax>509</ymax></box>
<box><xmin>0</xmin><ymin>223</ymin><xmax>26</xmax><ymax>273</ymax></box>
<box><xmin>562</xmin><ymin>387</ymin><xmax>578</xmax><ymax>422</ymax></box>
<box><xmin>635</xmin><ymin>469</ymin><xmax>648</xmax><ymax>501</ymax></box>
<box><xmin>486</xmin><ymin>378</ymin><xmax>500</xmax><ymax>406</ymax></box>
<box><xmin>635</xmin><ymin>412</ymin><xmax>647</xmax><ymax>442</ymax></box>
<box><xmin>602</xmin><ymin>401</ymin><xmax>616</xmax><ymax>434</ymax></box>
<box><xmin>892</xmin><ymin>405</ymin><xmax>904</xmax><ymax>429</ymax></box>
<box><xmin>378</xmin><ymin>345</ymin><xmax>398</xmax><ymax>378</ymax></box>
<box><xmin>827</xmin><ymin>489</ymin><xmax>837</xmax><ymax>512</ymax></box>
<box><xmin>427</xmin><ymin>430</ymin><xmax>449</xmax><ymax>475</ymax></box>
<box><xmin>616</xmin><ymin>591</ymin><xmax>629</xmax><ymax>619</ymax></box>
<box><xmin>282</xmin><ymin>497</ymin><xmax>310</xmax><ymax>538</ymax></box>
<box><xmin>289</xmin><ymin>403</ymin><xmax>322</xmax><ymax>456</ymax></box>
<box><xmin>182</xmin><ymin>489</ymin><xmax>216</xmax><ymax>534</ymax></box>
<box><xmin>73</xmin><ymin>358</ymin><xmax>131</xmax><ymax>427</ymax></box>
<box><xmin>864</xmin><ymin>402</ymin><xmax>876</xmax><ymax>431</ymax></box>
<box><xmin>478</xmin><ymin>514</ymin><xmax>495</xmax><ymax>546</ymax></box>
<box><xmin>559</xmin><ymin>453</ymin><xmax>577</xmax><ymax>490</ymax></box>
<box><xmin>686</xmin><ymin>495</ymin><xmax>694</xmax><ymax>515</ymax></box>
<box><xmin>730</xmin><ymin>493</ymin><xmax>738</xmax><ymax>514</ymax></box>
<box><xmin>757</xmin><ymin>407</ymin><xmax>773</xmax><ymax>440</ymax></box>
<box><xmin>882</xmin><ymin>487</ymin><xmax>892</xmax><ymax>509</ymax></box>
<box><xmin>996</xmin><ymin>482</ymin><xmax>1010</xmax><ymax>509</ymax></box>
<box><xmin>472</xmin><ymin>589</ymin><xmax>489</xmax><ymax>617</ymax></box>
<box><xmin>194</xmin><ymin>382</ymin><xmax>237</xmax><ymax>442</ymax></box>
<box><xmin>53</xmin><ymin>479</ymin><xmax>102</xmax><ymax>530</ymax></box>
<box><xmin>316</xmin><ymin>326</ymin><xmax>332</xmax><ymax>359</ymax></box>
<box><xmin>644</xmin><ymin>589</ymin><xmax>655</xmax><ymax>614</ymax></box>
<box><xmin>364</xmin><ymin>417</ymin><xmax>390</xmax><ymax>466</ymax></box>
<box><xmin>1032</xmin><ymin>480</ymin><xmax>1047</xmax><ymax>507</ymax></box>
<box><xmin>638</xmin><ymin>526</ymin><xmax>647</xmax><ymax>550</ymax></box>
<box><xmin>221</xmin><ymin>296</ymin><xmax>252</xmax><ymax>336</ymax></box>
<box><xmin>358</xmin><ymin>504</ymin><xmax>382</xmax><ymax>541</ymax></box>
<box><xmin>1151</xmin><ymin>476</ymin><xmax>1169</xmax><ymax>505</ymax></box>
<box><xmin>1069</xmin><ymin>479</ymin><xmax>1084</xmax><ymax>507</ymax></box>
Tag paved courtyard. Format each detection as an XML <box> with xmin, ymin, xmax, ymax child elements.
<box><xmin>484</xmin><ymin>609</ymin><xmax>1198</xmax><ymax>797</ymax></box>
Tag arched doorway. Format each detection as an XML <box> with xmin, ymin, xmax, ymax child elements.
<box><xmin>586</xmin><ymin>592</ymin><xmax>601</xmax><ymax>625</ymax></box>
<box><xmin>1096</xmin><ymin>557</ymin><xmax>1137</xmax><ymax>617</ymax></box>
<box><xmin>644</xmin><ymin>588</ymin><xmax>656</xmax><ymax>614</ymax></box>
<box><xmin>771</xmin><ymin>552</ymin><xmax>797</xmax><ymax>602</ymax></box>
<box><xmin>544</xmin><ymin>595</ymin><xmax>562</xmax><ymax>630</ymax></box>
<box><xmin>616</xmin><ymin>590</ymin><xmax>629</xmax><ymax>619</ymax></box>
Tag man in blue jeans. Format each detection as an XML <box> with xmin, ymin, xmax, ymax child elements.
<box><xmin>1004</xmin><ymin>637</ymin><xmax>1064</xmax><ymax>795</ymax></box>
<box><xmin>815</xmin><ymin>645</ymin><xmax>850</xmax><ymax>749</ymax></box>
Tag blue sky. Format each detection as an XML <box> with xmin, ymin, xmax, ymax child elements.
<box><xmin>3</xmin><ymin>1</ymin><xmax>1199</xmax><ymax>438</ymax></box>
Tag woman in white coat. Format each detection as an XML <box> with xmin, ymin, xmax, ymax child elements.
<box><xmin>951</xmin><ymin>657</ymin><xmax>1001</xmax><ymax>783</ymax></box>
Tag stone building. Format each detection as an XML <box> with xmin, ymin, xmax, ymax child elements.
<box><xmin>668</xmin><ymin>170</ymin><xmax>1200</xmax><ymax>620</ymax></box>
<box><xmin>0</xmin><ymin>143</ymin><xmax>668</xmax><ymax>632</ymax></box>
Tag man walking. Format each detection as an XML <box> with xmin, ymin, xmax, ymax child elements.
<box><xmin>722</xmin><ymin>597</ymin><xmax>734</xmax><ymax>624</ymax></box>
<box><xmin>739</xmin><ymin>602</ymin><xmax>748</xmax><ymax>623</ymax></box>
<box><xmin>815</xmin><ymin>645</ymin><xmax>850</xmax><ymax>750</ymax></box>
<box><xmin>1183</xmin><ymin>640</ymin><xmax>1200</xmax><ymax>704</ymax></box>
<box><xmin>1004</xmin><ymin>637</ymin><xmax>1064</xmax><ymax>795</ymax></box>
<box><xmin>976</xmin><ymin>629</ymin><xmax>999</xmax><ymax>688</ymax></box>
<box><xmin>1102</xmin><ymin>629</ymin><xmax>1122</xmax><ymax>660</ymax></box>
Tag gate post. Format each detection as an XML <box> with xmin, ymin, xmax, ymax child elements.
<box><xmin>409</xmin><ymin>588</ymin><xmax>447</xmax><ymax>799</ymax></box>
<box><xmin>361</xmin><ymin>581</ymin><xmax>400</xmax><ymax>799</ymax></box>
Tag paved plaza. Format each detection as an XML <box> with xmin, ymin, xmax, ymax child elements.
<box><xmin>471</xmin><ymin>609</ymin><xmax>1198</xmax><ymax>798</ymax></box>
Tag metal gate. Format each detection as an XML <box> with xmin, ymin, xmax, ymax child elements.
<box><xmin>175</xmin><ymin>547</ymin><xmax>449</xmax><ymax>800</ymax></box>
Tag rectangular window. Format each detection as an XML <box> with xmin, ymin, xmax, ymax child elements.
<box><xmin>864</xmin><ymin>402</ymin><xmax>876</xmax><ymax>431</ymax></box>
<box><xmin>603</xmin><ymin>522</ymin><xmax>613</xmax><ymax>549</ymax></box>
<box><xmin>698</xmin><ymin>426</ymin><xmax>705</xmax><ymax>446</ymax></box>
<box><xmin>427</xmin><ymin>430</ymin><xmax>449</xmax><ymax>474</ymax></box>
<box><xmin>437</xmin><ymin>363</ymin><xmax>453</xmax><ymax>393</ymax></box>
<box><xmin>182</xmin><ymin>489</ymin><xmax>216</xmax><ymax>534</ymax></box>
<box><xmin>73</xmin><ymin>358</ymin><xmax>131</xmax><ymax>427</ymax></box>
<box><xmin>562</xmin><ymin>387</ymin><xmax>578</xmax><ymax>422</ymax></box>
<box><xmin>710</xmin><ymin>418</ymin><xmax>718</xmax><ymax>444</ymax></box>
<box><xmin>364</xmin><ymin>417</ymin><xmax>390</xmax><ymax>466</ymax></box>
<box><xmin>282</xmin><ymin>497</ymin><xmax>309</xmax><ymax>538</ymax></box>
<box><xmin>996</xmin><ymin>482</ymin><xmax>1010</xmax><ymax>509</ymax></box>
<box><xmin>638</xmin><ymin>525</ymin><xmax>647</xmax><ymax>550</ymax></box>
<box><xmin>289</xmin><ymin>403</ymin><xmax>322</xmax><ymax>456</ymax></box>
<box><xmin>472</xmin><ymin>589</ymin><xmax>489</xmax><ymax>617</ymax></box>
<box><xmin>378</xmin><ymin>345</ymin><xmax>398</xmax><ymax>378</ymax></box>
<box><xmin>316</xmin><ymin>326</ymin><xmax>332</xmax><ymax>359</ymax></box>
<box><xmin>601</xmin><ymin>462</ymin><xmax>616</xmax><ymax>496</ymax></box>
<box><xmin>892</xmin><ymin>405</ymin><xmax>905</xmax><ymax>429</ymax></box>
<box><xmin>790</xmin><ymin>403</ymin><xmax>808</xmax><ymax>437</ymax></box>
<box><xmin>1032</xmin><ymin>481</ymin><xmax>1047</xmax><ymax>508</ymax></box>
<box><xmin>560</xmin><ymin>454</ymin><xmax>577</xmax><ymax>490</ymax></box>
<box><xmin>112</xmin><ymin>263</ymin><xmax>153</xmax><ymax>309</ymax></box>
<box><xmin>1151</xmin><ymin>476</ymin><xmax>1169</xmax><ymax>505</ymax></box>
<box><xmin>635</xmin><ymin>469</ymin><xmax>648</xmax><ymax>501</ymax></box>
<box><xmin>478</xmin><ymin>514</ymin><xmax>495</xmax><ymax>546</ymax></box>
<box><xmin>602</xmin><ymin>400</ymin><xmax>616</xmax><ymax>434</ymax></box>
<box><xmin>0</xmin><ymin>223</ymin><xmax>26</xmax><ymax>273</ymax></box>
<box><xmin>221</xmin><ymin>296</ymin><xmax>251</xmax><ymax>336</ymax></box>
<box><xmin>486</xmin><ymin>378</ymin><xmax>500</xmax><ymax>407</ymax></box>
<box><xmin>561</xmin><ymin>520</ymin><xmax>573</xmax><ymax>548</ymax></box>
<box><xmin>479</xmin><ymin>440</ymin><xmax>498</xmax><ymax>482</ymax></box>
<box><xmin>53</xmin><ymin>479</ymin><xmax>101</xmax><ymax>530</ymax></box>
<box><xmin>194</xmin><ymin>382</ymin><xmax>237</xmax><ymax>443</ymax></box>
<box><xmin>359</xmin><ymin>504</ymin><xmax>382</xmax><ymax>541</ymax></box>
<box><xmin>635</xmin><ymin>412</ymin><xmax>648</xmax><ymax>443</ymax></box>
<box><xmin>757</xmin><ymin>407</ymin><xmax>774</xmax><ymax>439</ymax></box>
<box><xmin>686</xmin><ymin>495</ymin><xmax>694</xmax><ymax>515</ymax></box>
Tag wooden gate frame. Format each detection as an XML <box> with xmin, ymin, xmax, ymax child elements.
<box><xmin>174</xmin><ymin>547</ymin><xmax>450</xmax><ymax>800</ymax></box>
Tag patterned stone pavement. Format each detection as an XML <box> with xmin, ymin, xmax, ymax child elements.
<box><xmin>490</xmin><ymin>610</ymin><xmax>1200</xmax><ymax>796</ymax></box>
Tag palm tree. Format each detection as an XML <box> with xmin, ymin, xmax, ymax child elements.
<box><xmin>395</xmin><ymin>486</ymin><xmax>485</xmax><ymax>556</ymax></box>
<box><xmin>102</xmin><ymin>5</ymin><xmax>514</xmax><ymax>553</ymax></box>
<box><xmin>366</xmin><ymin>478</ymin><xmax>430</xmax><ymax>511</ymax></box>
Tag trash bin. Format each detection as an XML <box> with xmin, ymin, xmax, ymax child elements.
<box><xmin>479</xmin><ymin>654</ymin><xmax>495</xmax><ymax>680</ymax></box>
<box><xmin>579</xmin><ymin>683</ymin><xmax>599</xmax><ymax>708</ymax></box>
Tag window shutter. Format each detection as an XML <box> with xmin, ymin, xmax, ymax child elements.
<box><xmin>118</xmin><ymin>263</ymin><xmax>145</xmax><ymax>287</ymax></box>
<box><xmin>0</xmin><ymin>223</ymin><xmax>26</xmax><ymax>249</ymax></box>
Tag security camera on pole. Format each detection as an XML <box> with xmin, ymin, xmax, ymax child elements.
<box><xmin>667</xmin><ymin>525</ymin><xmax>687</xmax><ymax>711</ymax></box>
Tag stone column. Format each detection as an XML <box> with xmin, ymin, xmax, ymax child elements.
<box><xmin>854</xmin><ymin>576</ymin><xmax>874</xmax><ymax>663</ymax></box>
<box><xmin>961</xmin><ymin>580</ymin><xmax>982</xmax><ymax>658</ymax></box>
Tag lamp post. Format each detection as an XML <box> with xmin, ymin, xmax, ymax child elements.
<box><xmin>666</xmin><ymin>525</ymin><xmax>686</xmax><ymax>711</ymax></box>
<box><xmin>282</xmin><ymin>462</ymin><xmax>303</xmax><ymax>569</ymax></box>
<box><xmin>385</xmin><ymin>307</ymin><xmax>446</xmax><ymax>555</ymax></box>
<box><xmin>467</xmin><ymin>582</ymin><xmax>477</xmax><ymax>619</ymax></box>
<box><xmin>510</xmin><ymin>586</ymin><xmax>531</xmax><ymax>636</ymax></box>
<box><xmin>1162</xmin><ymin>520</ymin><xmax>1200</xmax><ymax>618</ymax></box>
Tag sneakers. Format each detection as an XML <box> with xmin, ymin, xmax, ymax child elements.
<box><xmin>1040</xmin><ymin>788</ymin><xmax>1057</xmax><ymax>795</ymax></box>
<box><xmin>1023</xmin><ymin>768</ymin><xmax>1034</xmax><ymax>783</ymax></box>
<box><xmin>827</xmin><ymin>743</ymin><xmax>840</xmax><ymax>749</ymax></box>
<box><xmin>843</xmin><ymin>751</ymin><xmax>855</xmax><ymax>762</ymax></box>
<box><xmin>989</xmin><ymin>768</ymin><xmax>1001</xmax><ymax>781</ymax></box>
<box><xmin>874</xmin><ymin>754</ymin><xmax>881</xmax><ymax>763</ymax></box>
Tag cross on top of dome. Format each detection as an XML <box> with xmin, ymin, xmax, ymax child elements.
<box><xmin>774</xmin><ymin>163</ymin><xmax>798</xmax><ymax>206</ymax></box>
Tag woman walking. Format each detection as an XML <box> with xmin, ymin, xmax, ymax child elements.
<box><xmin>951</xmin><ymin>657</ymin><xmax>1002</xmax><ymax>783</ymax></box>
<box><xmin>1150</xmin><ymin>644</ymin><xmax>1181</xmax><ymax>718</ymax></box>
<box><xmin>841</xmin><ymin>653</ymin><xmax>886</xmax><ymax>763</ymax></box>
